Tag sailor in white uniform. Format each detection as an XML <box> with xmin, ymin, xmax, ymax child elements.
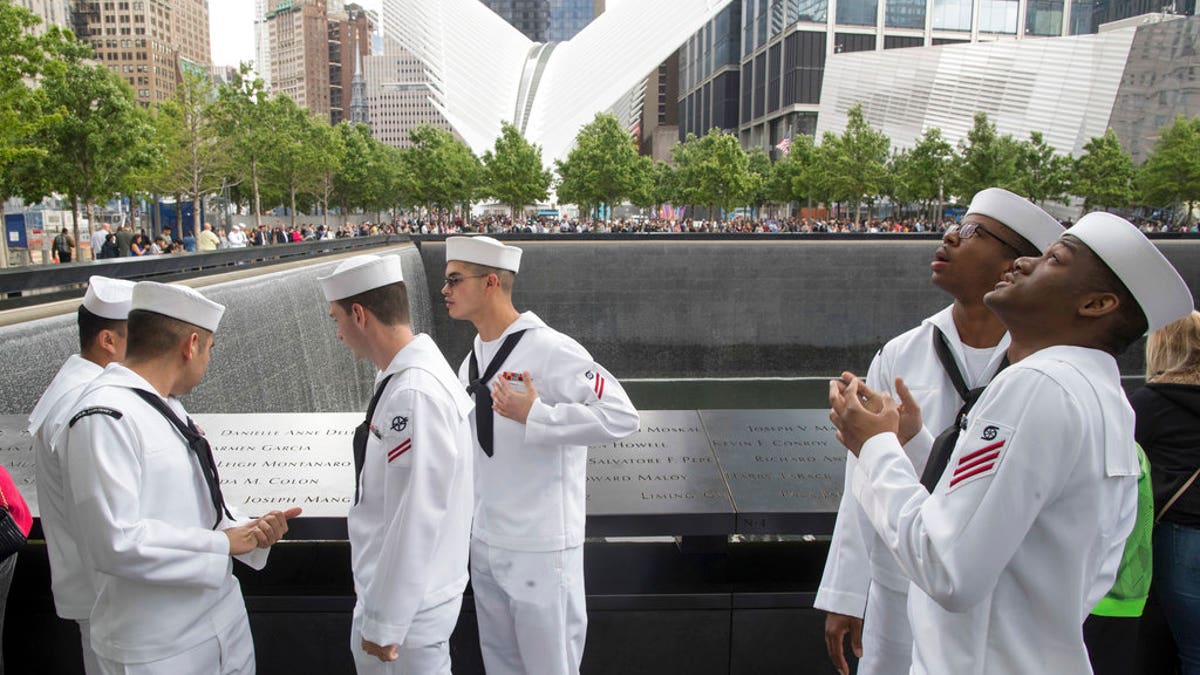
<box><xmin>31</xmin><ymin>276</ymin><xmax>134</xmax><ymax>674</ymax></box>
<box><xmin>317</xmin><ymin>254</ymin><xmax>475</xmax><ymax>674</ymax></box>
<box><xmin>829</xmin><ymin>212</ymin><xmax>1194</xmax><ymax>674</ymax></box>
<box><xmin>816</xmin><ymin>189</ymin><xmax>1064</xmax><ymax>675</ymax></box>
<box><xmin>442</xmin><ymin>236</ymin><xmax>640</xmax><ymax>675</ymax></box>
<box><xmin>60</xmin><ymin>281</ymin><xmax>301</xmax><ymax>675</ymax></box>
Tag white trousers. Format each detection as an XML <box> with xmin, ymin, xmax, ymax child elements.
<box><xmin>858</xmin><ymin>582</ymin><xmax>914</xmax><ymax>675</ymax></box>
<box><xmin>470</xmin><ymin>539</ymin><xmax>586</xmax><ymax>675</ymax></box>
<box><xmin>95</xmin><ymin>613</ymin><xmax>254</xmax><ymax>675</ymax></box>
<box><xmin>79</xmin><ymin>619</ymin><xmax>101</xmax><ymax>675</ymax></box>
<box><xmin>350</xmin><ymin>595</ymin><xmax>462</xmax><ymax>675</ymax></box>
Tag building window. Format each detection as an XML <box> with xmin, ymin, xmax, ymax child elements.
<box><xmin>886</xmin><ymin>0</ymin><xmax>926</xmax><ymax>28</ymax></box>
<box><xmin>837</xmin><ymin>0</ymin><xmax>879</xmax><ymax>26</ymax></box>
<box><xmin>789</xmin><ymin>0</ymin><xmax>828</xmax><ymax>22</ymax></box>
<box><xmin>932</xmin><ymin>0</ymin><xmax>972</xmax><ymax>30</ymax></box>
<box><xmin>1024</xmin><ymin>0</ymin><xmax>1063</xmax><ymax>35</ymax></box>
<box><xmin>978</xmin><ymin>0</ymin><xmax>1018</xmax><ymax>32</ymax></box>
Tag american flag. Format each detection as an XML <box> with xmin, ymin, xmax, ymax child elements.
<box><xmin>775</xmin><ymin>136</ymin><xmax>792</xmax><ymax>155</ymax></box>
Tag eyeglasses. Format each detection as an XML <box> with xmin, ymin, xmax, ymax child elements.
<box><xmin>947</xmin><ymin>222</ymin><xmax>1024</xmax><ymax>256</ymax></box>
<box><xmin>442</xmin><ymin>274</ymin><xmax>488</xmax><ymax>288</ymax></box>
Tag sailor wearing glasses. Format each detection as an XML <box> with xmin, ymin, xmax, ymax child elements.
<box><xmin>816</xmin><ymin>188</ymin><xmax>1064</xmax><ymax>675</ymax></box>
<box><xmin>442</xmin><ymin>236</ymin><xmax>640</xmax><ymax>675</ymax></box>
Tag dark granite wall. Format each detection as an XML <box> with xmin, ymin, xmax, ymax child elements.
<box><xmin>4</xmin><ymin>238</ymin><xmax>1198</xmax><ymax>415</ymax></box>
<box><xmin>419</xmin><ymin>238</ymin><xmax>1200</xmax><ymax>378</ymax></box>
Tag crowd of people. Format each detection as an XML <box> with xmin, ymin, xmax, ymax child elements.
<box><xmin>49</xmin><ymin>212</ymin><xmax>1197</xmax><ymax>265</ymax></box>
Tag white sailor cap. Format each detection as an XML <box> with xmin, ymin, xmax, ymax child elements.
<box><xmin>967</xmin><ymin>188</ymin><xmax>1063</xmax><ymax>252</ymax></box>
<box><xmin>131</xmin><ymin>281</ymin><xmax>225</xmax><ymax>333</ymax></box>
<box><xmin>82</xmin><ymin>276</ymin><xmax>135</xmax><ymax>320</ymax></box>
<box><xmin>445</xmin><ymin>236</ymin><xmax>522</xmax><ymax>273</ymax></box>
<box><xmin>1065</xmin><ymin>212</ymin><xmax>1192</xmax><ymax>332</ymax></box>
<box><xmin>316</xmin><ymin>254</ymin><xmax>404</xmax><ymax>302</ymax></box>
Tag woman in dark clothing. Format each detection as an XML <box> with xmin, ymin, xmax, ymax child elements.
<box><xmin>98</xmin><ymin>234</ymin><xmax>120</xmax><ymax>259</ymax></box>
<box><xmin>1131</xmin><ymin>310</ymin><xmax>1200</xmax><ymax>674</ymax></box>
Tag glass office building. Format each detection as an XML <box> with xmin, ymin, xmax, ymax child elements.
<box><xmin>692</xmin><ymin>0</ymin><xmax>1194</xmax><ymax>156</ymax></box>
<box><xmin>483</xmin><ymin>0</ymin><xmax>603</xmax><ymax>42</ymax></box>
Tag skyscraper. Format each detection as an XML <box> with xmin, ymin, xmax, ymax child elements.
<box><xmin>255</xmin><ymin>0</ymin><xmax>272</xmax><ymax>87</ymax></box>
<box><xmin>70</xmin><ymin>0</ymin><xmax>212</xmax><ymax>108</ymax></box>
<box><xmin>482</xmin><ymin>0</ymin><xmax>605</xmax><ymax>41</ymax></box>
<box><xmin>14</xmin><ymin>0</ymin><xmax>70</xmax><ymax>34</ymax></box>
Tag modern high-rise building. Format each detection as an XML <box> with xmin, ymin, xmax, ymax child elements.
<box><xmin>678</xmin><ymin>4</ymin><xmax>743</xmax><ymax>141</ymax></box>
<box><xmin>682</xmin><ymin>0</ymin><xmax>1196</xmax><ymax>156</ymax></box>
<box><xmin>814</xmin><ymin>13</ymin><xmax>1200</xmax><ymax>217</ymax></box>
<box><xmin>364</xmin><ymin>36</ymin><xmax>454</xmax><ymax>147</ymax></box>
<box><xmin>255</xmin><ymin>0</ymin><xmax>272</xmax><ymax>87</ymax></box>
<box><xmin>482</xmin><ymin>0</ymin><xmax>606</xmax><ymax>41</ymax></box>
<box><xmin>328</xmin><ymin>3</ymin><xmax>372</xmax><ymax>124</ymax></box>
<box><xmin>70</xmin><ymin>0</ymin><xmax>212</xmax><ymax>107</ymax></box>
<box><xmin>268</xmin><ymin>0</ymin><xmax>331</xmax><ymax>120</ymax></box>
<box><xmin>266</xmin><ymin>0</ymin><xmax>372</xmax><ymax>125</ymax></box>
<box><xmin>14</xmin><ymin>0</ymin><xmax>71</xmax><ymax>34</ymax></box>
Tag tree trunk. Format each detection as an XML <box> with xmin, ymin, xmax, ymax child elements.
<box><xmin>67</xmin><ymin>195</ymin><xmax>81</xmax><ymax>265</ymax></box>
<box><xmin>0</xmin><ymin>201</ymin><xmax>9</xmax><ymax>269</ymax></box>
<box><xmin>289</xmin><ymin>185</ymin><xmax>297</xmax><ymax>229</ymax></box>
<box><xmin>86</xmin><ymin>202</ymin><xmax>96</xmax><ymax>257</ymax></box>
<box><xmin>252</xmin><ymin>159</ymin><xmax>263</xmax><ymax>230</ymax></box>
<box><xmin>192</xmin><ymin>191</ymin><xmax>202</xmax><ymax>239</ymax></box>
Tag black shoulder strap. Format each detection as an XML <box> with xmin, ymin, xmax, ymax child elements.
<box><xmin>920</xmin><ymin>331</ymin><xmax>1011</xmax><ymax>491</ymax></box>
<box><xmin>129</xmin><ymin>388</ymin><xmax>232</xmax><ymax>528</ymax></box>
<box><xmin>466</xmin><ymin>329</ymin><xmax>529</xmax><ymax>458</ymax></box>
<box><xmin>932</xmin><ymin>330</ymin><xmax>970</xmax><ymax>401</ymax></box>
<box><xmin>353</xmin><ymin>373</ymin><xmax>395</xmax><ymax>505</ymax></box>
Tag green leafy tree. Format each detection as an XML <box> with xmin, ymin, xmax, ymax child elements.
<box><xmin>953</xmin><ymin>112</ymin><xmax>1020</xmax><ymax>202</ymax></box>
<box><xmin>482</xmin><ymin>121</ymin><xmax>552</xmax><ymax>222</ymax></box>
<box><xmin>768</xmin><ymin>134</ymin><xmax>817</xmax><ymax>209</ymax></box>
<box><xmin>671</xmin><ymin>129</ymin><xmax>755</xmax><ymax>221</ymax></box>
<box><xmin>262</xmin><ymin>97</ymin><xmax>338</xmax><ymax>228</ymax></box>
<box><xmin>627</xmin><ymin>156</ymin><xmax>657</xmax><ymax>211</ymax></box>
<box><xmin>148</xmin><ymin>71</ymin><xmax>232</xmax><ymax>237</ymax></box>
<box><xmin>818</xmin><ymin>104</ymin><xmax>890</xmax><ymax>222</ymax></box>
<box><xmin>744</xmin><ymin>146</ymin><xmax>772</xmax><ymax>215</ymax></box>
<box><xmin>1014</xmin><ymin>131</ymin><xmax>1071</xmax><ymax>206</ymax></box>
<box><xmin>31</xmin><ymin>38</ymin><xmax>156</xmax><ymax>251</ymax></box>
<box><xmin>0</xmin><ymin>2</ymin><xmax>69</xmax><ymax>265</ymax></box>
<box><xmin>1073</xmin><ymin>128</ymin><xmax>1135</xmax><ymax>213</ymax></box>
<box><xmin>309</xmin><ymin>121</ymin><xmax>346</xmax><ymax>228</ymax></box>
<box><xmin>1136</xmin><ymin>115</ymin><xmax>1200</xmax><ymax>224</ymax></box>
<box><xmin>407</xmin><ymin>125</ymin><xmax>480</xmax><ymax>217</ymax></box>
<box><xmin>555</xmin><ymin>113</ymin><xmax>641</xmax><ymax>220</ymax></box>
<box><xmin>894</xmin><ymin>128</ymin><xmax>954</xmax><ymax>221</ymax></box>
<box><xmin>215</xmin><ymin>63</ymin><xmax>278</xmax><ymax>229</ymax></box>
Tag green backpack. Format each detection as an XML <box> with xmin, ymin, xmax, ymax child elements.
<box><xmin>1091</xmin><ymin>444</ymin><xmax>1153</xmax><ymax>618</ymax></box>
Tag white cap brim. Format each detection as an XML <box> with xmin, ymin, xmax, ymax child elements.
<box><xmin>446</xmin><ymin>236</ymin><xmax>522</xmax><ymax>273</ymax></box>
<box><xmin>131</xmin><ymin>282</ymin><xmax>225</xmax><ymax>332</ymax></box>
<box><xmin>316</xmin><ymin>254</ymin><xmax>404</xmax><ymax>302</ymax></box>
<box><xmin>967</xmin><ymin>188</ymin><xmax>1063</xmax><ymax>251</ymax></box>
<box><xmin>1066</xmin><ymin>212</ymin><xmax>1193</xmax><ymax>332</ymax></box>
<box><xmin>83</xmin><ymin>276</ymin><xmax>135</xmax><ymax>320</ymax></box>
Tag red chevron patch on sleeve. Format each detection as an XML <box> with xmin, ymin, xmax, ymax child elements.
<box><xmin>387</xmin><ymin>439</ymin><xmax>412</xmax><ymax>463</ymax></box>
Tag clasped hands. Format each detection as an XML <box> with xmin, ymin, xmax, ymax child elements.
<box><xmin>828</xmin><ymin>372</ymin><xmax>923</xmax><ymax>456</ymax></box>
<box><xmin>225</xmin><ymin>507</ymin><xmax>303</xmax><ymax>555</ymax></box>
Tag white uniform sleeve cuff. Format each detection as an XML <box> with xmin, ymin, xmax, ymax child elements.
<box><xmin>813</xmin><ymin>587</ymin><xmax>867</xmax><ymax>618</ymax></box>
<box><xmin>234</xmin><ymin>545</ymin><xmax>270</xmax><ymax>571</ymax></box>
<box><xmin>523</xmin><ymin>398</ymin><xmax>553</xmax><ymax>443</ymax></box>
<box><xmin>853</xmin><ymin>432</ymin><xmax>903</xmax><ymax>500</ymax></box>
<box><xmin>361</xmin><ymin>616</ymin><xmax>412</xmax><ymax>649</ymax></box>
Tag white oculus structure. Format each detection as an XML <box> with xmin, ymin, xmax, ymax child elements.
<box><xmin>382</xmin><ymin>0</ymin><xmax>733</xmax><ymax>167</ymax></box>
